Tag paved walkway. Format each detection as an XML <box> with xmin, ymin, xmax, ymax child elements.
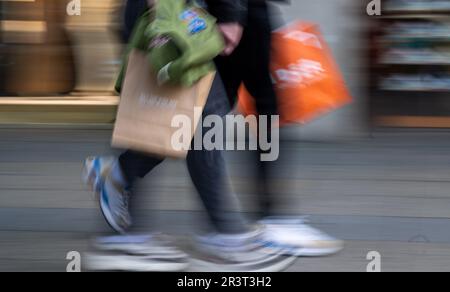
<box><xmin>1</xmin><ymin>128</ymin><xmax>450</xmax><ymax>271</ymax></box>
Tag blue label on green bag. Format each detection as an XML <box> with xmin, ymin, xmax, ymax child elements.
<box><xmin>180</xmin><ymin>9</ymin><xmax>207</xmax><ymax>34</ymax></box>
<box><xmin>180</xmin><ymin>10</ymin><xmax>198</xmax><ymax>21</ymax></box>
<box><xmin>188</xmin><ymin>18</ymin><xmax>207</xmax><ymax>34</ymax></box>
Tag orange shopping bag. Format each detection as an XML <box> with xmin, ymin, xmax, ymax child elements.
<box><xmin>238</xmin><ymin>21</ymin><xmax>352</xmax><ymax>125</ymax></box>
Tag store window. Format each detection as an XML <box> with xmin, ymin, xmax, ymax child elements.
<box><xmin>0</xmin><ymin>0</ymin><xmax>124</xmax><ymax>96</ymax></box>
<box><xmin>370</xmin><ymin>0</ymin><xmax>450</xmax><ymax>128</ymax></box>
<box><xmin>0</xmin><ymin>0</ymin><xmax>124</xmax><ymax>124</ymax></box>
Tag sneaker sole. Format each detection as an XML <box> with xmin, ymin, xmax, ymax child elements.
<box><xmin>85</xmin><ymin>253</ymin><xmax>189</xmax><ymax>272</ymax></box>
<box><xmin>293</xmin><ymin>246</ymin><xmax>344</xmax><ymax>257</ymax></box>
<box><xmin>262</xmin><ymin>243</ymin><xmax>343</xmax><ymax>257</ymax></box>
<box><xmin>188</xmin><ymin>252</ymin><xmax>297</xmax><ymax>272</ymax></box>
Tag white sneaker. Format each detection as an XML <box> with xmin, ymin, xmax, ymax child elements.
<box><xmin>85</xmin><ymin>234</ymin><xmax>189</xmax><ymax>272</ymax></box>
<box><xmin>82</xmin><ymin>156</ymin><xmax>115</xmax><ymax>194</ymax></box>
<box><xmin>259</xmin><ymin>217</ymin><xmax>344</xmax><ymax>257</ymax></box>
<box><xmin>83</xmin><ymin>156</ymin><xmax>132</xmax><ymax>234</ymax></box>
<box><xmin>190</xmin><ymin>229</ymin><xmax>297</xmax><ymax>272</ymax></box>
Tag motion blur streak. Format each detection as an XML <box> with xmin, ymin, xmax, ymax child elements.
<box><xmin>2</xmin><ymin>0</ymin><xmax>450</xmax><ymax>272</ymax></box>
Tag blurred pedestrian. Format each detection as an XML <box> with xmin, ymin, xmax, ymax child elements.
<box><xmin>83</xmin><ymin>0</ymin><xmax>296</xmax><ymax>272</ymax></box>
<box><xmin>211</xmin><ymin>0</ymin><xmax>344</xmax><ymax>257</ymax></box>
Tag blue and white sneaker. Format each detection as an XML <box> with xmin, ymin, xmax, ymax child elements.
<box><xmin>190</xmin><ymin>229</ymin><xmax>297</xmax><ymax>272</ymax></box>
<box><xmin>259</xmin><ymin>217</ymin><xmax>344</xmax><ymax>257</ymax></box>
<box><xmin>83</xmin><ymin>156</ymin><xmax>132</xmax><ymax>234</ymax></box>
<box><xmin>85</xmin><ymin>234</ymin><xmax>190</xmax><ymax>272</ymax></box>
<box><xmin>83</xmin><ymin>156</ymin><xmax>115</xmax><ymax>194</ymax></box>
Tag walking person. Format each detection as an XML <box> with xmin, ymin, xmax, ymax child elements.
<box><xmin>83</xmin><ymin>0</ymin><xmax>296</xmax><ymax>272</ymax></box>
<box><xmin>210</xmin><ymin>0</ymin><xmax>344</xmax><ymax>257</ymax></box>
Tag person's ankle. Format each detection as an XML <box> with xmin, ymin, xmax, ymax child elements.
<box><xmin>110</xmin><ymin>160</ymin><xmax>129</xmax><ymax>188</ymax></box>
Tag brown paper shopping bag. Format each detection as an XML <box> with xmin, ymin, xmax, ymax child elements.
<box><xmin>112</xmin><ymin>50</ymin><xmax>215</xmax><ymax>158</ymax></box>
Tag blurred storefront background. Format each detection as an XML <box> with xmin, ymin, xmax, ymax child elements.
<box><xmin>1</xmin><ymin>0</ymin><xmax>123</xmax><ymax>95</ymax></box>
<box><xmin>1</xmin><ymin>0</ymin><xmax>450</xmax><ymax>135</ymax></box>
<box><xmin>0</xmin><ymin>0</ymin><xmax>123</xmax><ymax>124</ymax></box>
<box><xmin>369</xmin><ymin>0</ymin><xmax>450</xmax><ymax>128</ymax></box>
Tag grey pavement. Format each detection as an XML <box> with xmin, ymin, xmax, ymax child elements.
<box><xmin>1</xmin><ymin>128</ymin><xmax>450</xmax><ymax>271</ymax></box>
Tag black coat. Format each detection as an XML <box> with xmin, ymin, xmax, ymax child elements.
<box><xmin>205</xmin><ymin>0</ymin><xmax>287</xmax><ymax>25</ymax></box>
<box><xmin>205</xmin><ymin>0</ymin><xmax>248</xmax><ymax>25</ymax></box>
<box><xmin>124</xmin><ymin>0</ymin><xmax>287</xmax><ymax>40</ymax></box>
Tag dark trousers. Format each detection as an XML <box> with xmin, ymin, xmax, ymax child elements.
<box><xmin>118</xmin><ymin>75</ymin><xmax>247</xmax><ymax>234</ymax></box>
<box><xmin>120</xmin><ymin>0</ymin><xmax>247</xmax><ymax>233</ymax></box>
<box><xmin>215</xmin><ymin>1</ymin><xmax>279</xmax><ymax>216</ymax></box>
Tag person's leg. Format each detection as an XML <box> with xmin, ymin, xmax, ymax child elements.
<box><xmin>187</xmin><ymin>148</ymin><xmax>248</xmax><ymax>234</ymax></box>
<box><xmin>243</xmin><ymin>3</ymin><xmax>278</xmax><ymax>117</ymax></box>
<box><xmin>234</xmin><ymin>3</ymin><xmax>344</xmax><ymax>256</ymax></box>
<box><xmin>241</xmin><ymin>2</ymin><xmax>279</xmax><ymax>217</ymax></box>
<box><xmin>186</xmin><ymin>76</ymin><xmax>296</xmax><ymax>271</ymax></box>
<box><xmin>87</xmin><ymin>74</ymin><xmax>247</xmax><ymax>235</ymax></box>
<box><xmin>214</xmin><ymin>56</ymin><xmax>243</xmax><ymax>107</ymax></box>
<box><xmin>83</xmin><ymin>151</ymin><xmax>164</xmax><ymax>234</ymax></box>
<box><xmin>118</xmin><ymin>150</ymin><xmax>164</xmax><ymax>184</ymax></box>
<box><xmin>186</xmin><ymin>75</ymin><xmax>248</xmax><ymax>234</ymax></box>
<box><xmin>214</xmin><ymin>4</ymin><xmax>277</xmax><ymax>215</ymax></box>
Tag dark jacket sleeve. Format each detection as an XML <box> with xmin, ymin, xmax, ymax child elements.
<box><xmin>205</xmin><ymin>0</ymin><xmax>248</xmax><ymax>25</ymax></box>
<box><xmin>123</xmin><ymin>0</ymin><xmax>149</xmax><ymax>42</ymax></box>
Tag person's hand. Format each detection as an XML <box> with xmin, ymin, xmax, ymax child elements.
<box><xmin>218</xmin><ymin>23</ymin><xmax>243</xmax><ymax>56</ymax></box>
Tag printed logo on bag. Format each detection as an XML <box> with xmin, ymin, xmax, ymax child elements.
<box><xmin>180</xmin><ymin>9</ymin><xmax>207</xmax><ymax>34</ymax></box>
<box><xmin>274</xmin><ymin>59</ymin><xmax>326</xmax><ymax>88</ymax></box>
<box><xmin>284</xmin><ymin>30</ymin><xmax>322</xmax><ymax>49</ymax></box>
<box><xmin>149</xmin><ymin>35</ymin><xmax>172</xmax><ymax>49</ymax></box>
<box><xmin>139</xmin><ymin>93</ymin><xmax>177</xmax><ymax>109</ymax></box>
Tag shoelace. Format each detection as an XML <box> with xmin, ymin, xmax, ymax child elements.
<box><xmin>117</xmin><ymin>191</ymin><xmax>131</xmax><ymax>224</ymax></box>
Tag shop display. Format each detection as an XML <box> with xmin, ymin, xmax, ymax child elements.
<box><xmin>1</xmin><ymin>0</ymin><xmax>76</xmax><ymax>95</ymax></box>
<box><xmin>65</xmin><ymin>0</ymin><xmax>124</xmax><ymax>93</ymax></box>
<box><xmin>370</xmin><ymin>0</ymin><xmax>450</xmax><ymax>127</ymax></box>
